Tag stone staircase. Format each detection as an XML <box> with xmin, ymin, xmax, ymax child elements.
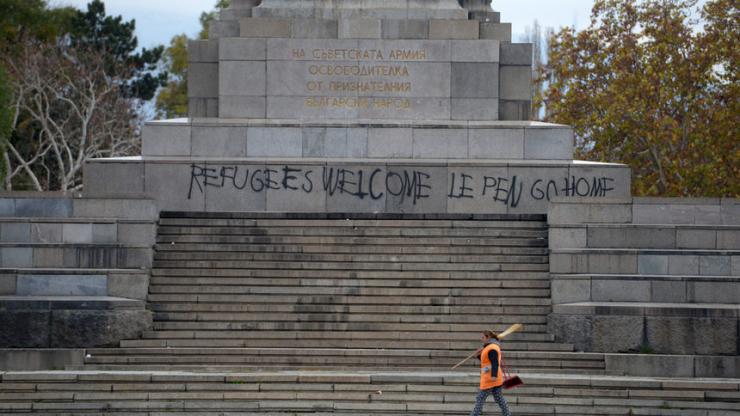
<box><xmin>548</xmin><ymin>198</ymin><xmax>740</xmax><ymax>363</ymax></box>
<box><xmin>1</xmin><ymin>370</ymin><xmax>739</xmax><ymax>415</ymax></box>
<box><xmin>0</xmin><ymin>195</ymin><xmax>155</xmax><ymax>350</ymax></box>
<box><xmin>80</xmin><ymin>213</ymin><xmax>611</xmax><ymax>374</ymax></box>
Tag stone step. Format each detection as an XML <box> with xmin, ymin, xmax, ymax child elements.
<box><xmin>151</xmin><ymin>261</ymin><xmax>550</xmax><ymax>271</ymax></box>
<box><xmin>157</xmin><ymin>226</ymin><xmax>548</xmax><ymax>238</ymax></box>
<box><xmin>150</xmin><ymin>302</ymin><xmax>552</xmax><ymax>317</ymax></box>
<box><xmin>150</xmin><ymin>268</ymin><xmax>551</xmax><ymax>280</ymax></box>
<box><xmin>0</xmin><ymin>218</ymin><xmax>155</xmax><ymax>246</ymax></box>
<box><xmin>147</xmin><ymin>322</ymin><xmax>556</xmax><ymax>338</ymax></box>
<box><xmin>157</xmin><ymin>235</ymin><xmax>548</xmax><ymax>247</ymax></box>
<box><xmin>81</xmin><ymin>353</ymin><xmax>603</xmax><ymax>369</ymax></box>
<box><xmin>149</xmin><ymin>276</ymin><xmax>551</xmax><ymax>289</ymax></box>
<box><xmin>147</xmin><ymin>285</ymin><xmax>550</xmax><ymax>298</ymax></box>
<box><xmin>551</xmin><ymin>248</ymin><xmax>739</xmax><ymax>276</ymax></box>
<box><xmin>150</xmin><ymin>312</ymin><xmax>552</xmax><ymax>329</ymax></box>
<box><xmin>154</xmin><ymin>243</ymin><xmax>549</xmax><ymax>255</ymax></box>
<box><xmin>0</xmin><ymin>243</ymin><xmax>152</xmax><ymax>269</ymax></box>
<box><xmin>1</xmin><ymin>370</ymin><xmax>737</xmax><ymax>415</ymax></box>
<box><xmin>121</xmin><ymin>337</ymin><xmax>576</xmax><ymax>352</ymax></box>
<box><xmin>1</xmin><ymin>271</ymin><xmax>145</xmax><ymax>298</ymax></box>
<box><xmin>552</xmin><ymin>273</ymin><xmax>740</xmax><ymax>304</ymax></box>
<box><xmin>0</xmin><ymin>296</ymin><xmax>151</xmax><ymax>349</ymax></box>
<box><xmin>153</xmin><ymin>252</ymin><xmax>548</xmax><ymax>264</ymax></box>
<box><xmin>550</xmin><ymin>223</ymin><xmax>740</xmax><ymax>250</ymax></box>
<box><xmin>157</xmin><ymin>218</ymin><xmax>547</xmax><ymax>228</ymax></box>
<box><xmin>549</xmin><ymin>302</ymin><xmax>740</xmax><ymax>356</ymax></box>
<box><xmin>146</xmin><ymin>293</ymin><xmax>553</xmax><ymax>306</ymax></box>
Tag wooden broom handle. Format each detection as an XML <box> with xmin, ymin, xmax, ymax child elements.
<box><xmin>451</xmin><ymin>347</ymin><xmax>483</xmax><ymax>369</ymax></box>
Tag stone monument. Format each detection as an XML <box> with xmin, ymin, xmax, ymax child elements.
<box><xmin>84</xmin><ymin>0</ymin><xmax>630</xmax><ymax>214</ymax></box>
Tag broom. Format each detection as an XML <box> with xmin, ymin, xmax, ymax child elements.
<box><xmin>450</xmin><ymin>324</ymin><xmax>523</xmax><ymax>369</ymax></box>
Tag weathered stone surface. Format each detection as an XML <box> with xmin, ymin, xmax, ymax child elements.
<box><xmin>188</xmin><ymin>39</ymin><xmax>219</xmax><ymax>63</ymax></box>
<box><xmin>1</xmin><ymin>247</ymin><xmax>33</xmax><ymax>268</ymax></box>
<box><xmin>451</xmin><ymin>63</ymin><xmax>498</xmax><ymax>98</ymax></box>
<box><xmin>412</xmin><ymin>129</ymin><xmax>467</xmax><ymax>158</ymax></box>
<box><xmin>551</xmin><ymin>277</ymin><xmax>590</xmax><ymax>303</ymax></box>
<box><xmin>451</xmin><ymin>98</ymin><xmax>498</xmax><ymax>121</ymax></box>
<box><xmin>0</xmin><ymin>272</ymin><xmax>16</xmax><ymax>294</ymax></box>
<box><xmin>247</xmin><ymin>127</ymin><xmax>302</xmax><ymax>157</ymax></box>
<box><xmin>385</xmin><ymin>164</ymin><xmax>447</xmax><ymax>214</ymax></box>
<box><xmin>547</xmin><ymin>314</ymin><xmax>592</xmax><ymax>352</ymax></box>
<box><xmin>108</xmin><ymin>273</ymin><xmax>149</xmax><ymax>300</ymax></box>
<box><xmin>381</xmin><ymin>19</ymin><xmax>428</xmax><ymax>39</ymax></box>
<box><xmin>16</xmin><ymin>275</ymin><xmax>107</xmax><ymax>296</ymax></box>
<box><xmin>220</xmin><ymin>61</ymin><xmax>266</xmax><ymax>96</ymax></box>
<box><xmin>0</xmin><ymin>311</ymin><xmax>50</xmax><ymax>348</ymax></box>
<box><xmin>367</xmin><ymin>128</ymin><xmax>412</xmax><ymax>158</ymax></box>
<box><xmin>339</xmin><ymin>18</ymin><xmax>381</xmax><ymax>38</ymax></box>
<box><xmin>651</xmin><ymin>280</ymin><xmax>686</xmax><ymax>303</ymax></box>
<box><xmin>637</xmin><ymin>255</ymin><xmax>668</xmax><ymax>275</ymax></box>
<box><xmin>646</xmin><ymin>317</ymin><xmax>738</xmax><ymax>355</ymax></box>
<box><xmin>445</xmin><ymin>166</ymin><xmax>509</xmax><ymax>214</ymax></box>
<box><xmin>50</xmin><ymin>310</ymin><xmax>152</xmax><ymax>348</ymax></box>
<box><xmin>219</xmin><ymin>38</ymin><xmax>266</xmax><ymax>60</ymax></box>
<box><xmin>523</xmin><ymin>127</ymin><xmax>573</xmax><ymax>160</ymax></box>
<box><xmin>429</xmin><ymin>19</ymin><xmax>479</xmax><ymax>39</ymax></box>
<box><xmin>291</xmin><ymin>18</ymin><xmax>338</xmax><ymax>38</ymax></box>
<box><xmin>15</xmin><ymin>198</ymin><xmax>72</xmax><ymax>218</ymax></box>
<box><xmin>592</xmin><ymin>315</ymin><xmax>644</xmax><ymax>353</ymax></box>
<box><xmin>667</xmin><ymin>255</ymin><xmax>699</xmax><ymax>275</ymax></box>
<box><xmin>450</xmin><ymin>40</ymin><xmax>499</xmax><ymax>62</ymax></box>
<box><xmin>202</xmin><ymin>163</ymin><xmax>267</xmax><ymax>212</ymax></box>
<box><xmin>605</xmin><ymin>354</ymin><xmax>694</xmax><ymax>378</ymax></box>
<box><xmin>143</xmin><ymin>123</ymin><xmax>192</xmax><ymax>157</ymax></box>
<box><xmin>549</xmin><ymin>227</ymin><xmax>587</xmax><ymax>249</ymax></box>
<box><xmin>699</xmin><ymin>255</ymin><xmax>732</xmax><ymax>276</ymax></box>
<box><xmin>479</xmin><ymin>22</ymin><xmax>511</xmax><ymax>41</ymax></box>
<box><xmin>695</xmin><ymin>356</ymin><xmax>740</xmax><ymax>378</ymax></box>
<box><xmin>240</xmin><ymin>17</ymin><xmax>291</xmax><ymax>38</ymax></box>
<box><xmin>192</xmin><ymin>126</ymin><xmax>248</xmax><ymax>157</ymax></box>
<box><xmin>0</xmin><ymin>222</ymin><xmax>29</xmax><ymax>243</ymax></box>
<box><xmin>467</xmin><ymin>128</ymin><xmax>522</xmax><ymax>159</ymax></box>
<box><xmin>145</xmin><ymin>163</ymin><xmax>205</xmax><ymax>212</ymax></box>
<box><xmin>592</xmin><ymin>279</ymin><xmax>651</xmax><ymax>302</ymax></box>
<box><xmin>500</xmin><ymin>43</ymin><xmax>533</xmax><ymax>65</ymax></box>
<box><xmin>499</xmin><ymin>66</ymin><xmax>532</xmax><ymax>101</ymax></box>
<box><xmin>220</xmin><ymin>96</ymin><xmax>267</xmax><ymax>118</ymax></box>
<box><xmin>499</xmin><ymin>99</ymin><xmax>530</xmax><ymax>121</ymax></box>
<box><xmin>265</xmin><ymin>163</ymin><xmax>327</xmax><ymax>212</ymax></box>
<box><xmin>677</xmin><ymin>228</ymin><xmax>717</xmax><ymax>249</ymax></box>
<box><xmin>187</xmin><ymin>63</ymin><xmax>219</xmax><ymax>98</ymax></box>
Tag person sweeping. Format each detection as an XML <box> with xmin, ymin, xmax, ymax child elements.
<box><xmin>469</xmin><ymin>330</ymin><xmax>512</xmax><ymax>416</ymax></box>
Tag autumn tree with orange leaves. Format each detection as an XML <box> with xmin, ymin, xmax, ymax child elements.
<box><xmin>538</xmin><ymin>0</ymin><xmax>738</xmax><ymax>197</ymax></box>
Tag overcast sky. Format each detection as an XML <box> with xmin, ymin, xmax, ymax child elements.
<box><xmin>55</xmin><ymin>0</ymin><xmax>600</xmax><ymax>48</ymax></box>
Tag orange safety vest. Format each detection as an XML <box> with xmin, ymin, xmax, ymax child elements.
<box><xmin>479</xmin><ymin>342</ymin><xmax>504</xmax><ymax>390</ymax></box>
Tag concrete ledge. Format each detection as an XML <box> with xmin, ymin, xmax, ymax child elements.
<box><xmin>0</xmin><ymin>296</ymin><xmax>151</xmax><ymax>348</ymax></box>
<box><xmin>550</xmin><ymin>224</ymin><xmax>740</xmax><ymax>250</ymax></box>
<box><xmin>84</xmin><ymin>157</ymin><xmax>629</xmax><ymax>215</ymax></box>
<box><xmin>604</xmin><ymin>353</ymin><xmax>740</xmax><ymax>378</ymax></box>
<box><xmin>0</xmin><ymin>349</ymin><xmax>84</xmax><ymax>371</ymax></box>
<box><xmin>550</xmin><ymin>249</ymin><xmax>739</xmax><ymax>276</ymax></box>
<box><xmin>633</xmin><ymin>197</ymin><xmax>739</xmax><ymax>225</ymax></box>
<box><xmin>549</xmin><ymin>302</ymin><xmax>740</xmax><ymax>355</ymax></box>
<box><xmin>552</xmin><ymin>274</ymin><xmax>740</xmax><ymax>304</ymax></box>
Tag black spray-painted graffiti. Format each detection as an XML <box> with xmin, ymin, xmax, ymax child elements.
<box><xmin>189</xmin><ymin>164</ymin><xmax>616</xmax><ymax>208</ymax></box>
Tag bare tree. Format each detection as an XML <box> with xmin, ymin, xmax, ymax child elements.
<box><xmin>2</xmin><ymin>37</ymin><xmax>140</xmax><ymax>192</ymax></box>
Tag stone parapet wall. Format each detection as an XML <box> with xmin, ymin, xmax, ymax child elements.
<box><xmin>84</xmin><ymin>157</ymin><xmax>629</xmax><ymax>214</ymax></box>
<box><xmin>141</xmin><ymin>119</ymin><xmax>574</xmax><ymax>160</ymax></box>
<box><xmin>547</xmin><ymin>198</ymin><xmax>740</xmax><ymax>358</ymax></box>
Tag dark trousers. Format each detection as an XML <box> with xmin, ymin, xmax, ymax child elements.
<box><xmin>470</xmin><ymin>386</ymin><xmax>511</xmax><ymax>416</ymax></box>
